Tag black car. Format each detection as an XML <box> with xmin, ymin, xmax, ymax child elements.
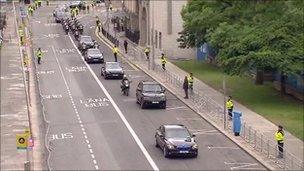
<box><xmin>101</xmin><ymin>62</ymin><xmax>124</xmax><ymax>79</ymax></box>
<box><xmin>78</xmin><ymin>35</ymin><xmax>95</xmax><ymax>50</ymax></box>
<box><xmin>85</xmin><ymin>48</ymin><xmax>104</xmax><ymax>63</ymax></box>
<box><xmin>155</xmin><ymin>124</ymin><xmax>198</xmax><ymax>158</ymax></box>
<box><xmin>136</xmin><ymin>81</ymin><xmax>166</xmax><ymax>109</ymax></box>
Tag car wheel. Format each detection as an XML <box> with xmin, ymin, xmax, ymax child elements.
<box><xmin>140</xmin><ymin>99</ymin><xmax>145</xmax><ymax>109</ymax></box>
<box><xmin>161</xmin><ymin>101</ymin><xmax>166</xmax><ymax>109</ymax></box>
<box><xmin>155</xmin><ymin>140</ymin><xmax>159</xmax><ymax>148</ymax></box>
<box><xmin>164</xmin><ymin>147</ymin><xmax>170</xmax><ymax>158</ymax></box>
<box><xmin>192</xmin><ymin>153</ymin><xmax>198</xmax><ymax>158</ymax></box>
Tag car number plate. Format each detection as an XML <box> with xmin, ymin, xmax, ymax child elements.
<box><xmin>179</xmin><ymin>150</ymin><xmax>189</xmax><ymax>153</ymax></box>
<box><xmin>152</xmin><ymin>101</ymin><xmax>159</xmax><ymax>104</ymax></box>
<box><xmin>112</xmin><ymin>74</ymin><xmax>118</xmax><ymax>76</ymax></box>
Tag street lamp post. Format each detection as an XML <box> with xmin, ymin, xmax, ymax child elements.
<box><xmin>151</xmin><ymin>0</ymin><xmax>155</xmax><ymax>70</ymax></box>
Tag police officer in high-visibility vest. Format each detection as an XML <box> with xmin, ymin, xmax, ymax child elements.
<box><xmin>75</xmin><ymin>6</ymin><xmax>79</xmax><ymax>16</ymax></box>
<box><xmin>188</xmin><ymin>72</ymin><xmax>194</xmax><ymax>91</ymax></box>
<box><xmin>112</xmin><ymin>45</ymin><xmax>119</xmax><ymax>62</ymax></box>
<box><xmin>226</xmin><ymin>96</ymin><xmax>234</xmax><ymax>120</ymax></box>
<box><xmin>36</xmin><ymin>48</ymin><xmax>43</xmax><ymax>64</ymax></box>
<box><xmin>18</xmin><ymin>26</ymin><xmax>24</xmax><ymax>45</ymax></box>
<box><xmin>275</xmin><ymin>125</ymin><xmax>284</xmax><ymax>158</ymax></box>
<box><xmin>160</xmin><ymin>53</ymin><xmax>167</xmax><ymax>71</ymax></box>
<box><xmin>144</xmin><ymin>47</ymin><xmax>150</xmax><ymax>60</ymax></box>
<box><xmin>109</xmin><ymin>3</ymin><xmax>113</xmax><ymax>11</ymax></box>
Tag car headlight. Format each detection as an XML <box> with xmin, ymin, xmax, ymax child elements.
<box><xmin>88</xmin><ymin>56</ymin><xmax>92</xmax><ymax>59</ymax></box>
<box><xmin>167</xmin><ymin>144</ymin><xmax>175</xmax><ymax>149</ymax></box>
<box><xmin>192</xmin><ymin>144</ymin><xmax>198</xmax><ymax>149</ymax></box>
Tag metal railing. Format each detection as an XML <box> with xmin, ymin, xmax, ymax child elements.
<box><xmin>124</xmin><ymin>44</ymin><xmax>304</xmax><ymax>171</ymax></box>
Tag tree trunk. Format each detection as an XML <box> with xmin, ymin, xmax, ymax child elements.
<box><xmin>280</xmin><ymin>74</ymin><xmax>287</xmax><ymax>94</ymax></box>
<box><xmin>255</xmin><ymin>69</ymin><xmax>264</xmax><ymax>85</ymax></box>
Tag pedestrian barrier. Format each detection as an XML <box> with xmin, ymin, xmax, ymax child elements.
<box><xmin>121</xmin><ymin>43</ymin><xmax>304</xmax><ymax>170</ymax></box>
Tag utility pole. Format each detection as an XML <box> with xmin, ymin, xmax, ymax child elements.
<box><xmin>223</xmin><ymin>75</ymin><xmax>227</xmax><ymax>130</ymax></box>
<box><xmin>151</xmin><ymin>0</ymin><xmax>155</xmax><ymax>70</ymax></box>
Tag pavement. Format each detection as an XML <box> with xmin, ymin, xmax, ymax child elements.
<box><xmin>95</xmin><ymin>6</ymin><xmax>304</xmax><ymax>171</ymax></box>
<box><xmin>24</xmin><ymin>2</ymin><xmax>268</xmax><ymax>170</ymax></box>
<box><xmin>1</xmin><ymin>2</ymin><xmax>46</xmax><ymax>170</ymax></box>
<box><xmin>0</xmin><ymin>2</ymin><xmax>30</xmax><ymax>170</ymax></box>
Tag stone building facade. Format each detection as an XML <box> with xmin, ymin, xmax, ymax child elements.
<box><xmin>123</xmin><ymin>0</ymin><xmax>195</xmax><ymax>59</ymax></box>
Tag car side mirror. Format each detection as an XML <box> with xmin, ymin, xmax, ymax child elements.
<box><xmin>192</xmin><ymin>134</ymin><xmax>196</xmax><ymax>137</ymax></box>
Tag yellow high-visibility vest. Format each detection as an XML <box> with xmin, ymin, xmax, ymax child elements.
<box><xmin>161</xmin><ymin>57</ymin><xmax>167</xmax><ymax>64</ymax></box>
<box><xmin>36</xmin><ymin>50</ymin><xmax>43</xmax><ymax>58</ymax></box>
<box><xmin>144</xmin><ymin>48</ymin><xmax>150</xmax><ymax>53</ymax></box>
<box><xmin>112</xmin><ymin>47</ymin><xmax>119</xmax><ymax>54</ymax></box>
<box><xmin>226</xmin><ymin>99</ymin><xmax>233</xmax><ymax>109</ymax></box>
<box><xmin>275</xmin><ymin>131</ymin><xmax>284</xmax><ymax>142</ymax></box>
<box><xmin>188</xmin><ymin>76</ymin><xmax>193</xmax><ymax>85</ymax></box>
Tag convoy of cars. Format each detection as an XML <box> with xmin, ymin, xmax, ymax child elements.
<box><xmin>52</xmin><ymin>3</ymin><xmax>198</xmax><ymax>158</ymax></box>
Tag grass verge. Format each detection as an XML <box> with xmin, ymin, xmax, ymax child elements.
<box><xmin>173</xmin><ymin>60</ymin><xmax>304</xmax><ymax>140</ymax></box>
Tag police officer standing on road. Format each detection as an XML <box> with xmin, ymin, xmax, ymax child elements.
<box><xmin>144</xmin><ymin>47</ymin><xmax>150</xmax><ymax>60</ymax></box>
<box><xmin>275</xmin><ymin>125</ymin><xmax>284</xmax><ymax>158</ymax></box>
<box><xmin>18</xmin><ymin>26</ymin><xmax>24</xmax><ymax>45</ymax></box>
<box><xmin>188</xmin><ymin>72</ymin><xmax>194</xmax><ymax>92</ymax></box>
<box><xmin>123</xmin><ymin>40</ymin><xmax>128</xmax><ymax>53</ymax></box>
<box><xmin>96</xmin><ymin>17</ymin><xmax>101</xmax><ymax>32</ymax></box>
<box><xmin>36</xmin><ymin>48</ymin><xmax>43</xmax><ymax>64</ymax></box>
<box><xmin>160</xmin><ymin>53</ymin><xmax>167</xmax><ymax>71</ymax></box>
<box><xmin>226</xmin><ymin>96</ymin><xmax>234</xmax><ymax>120</ymax></box>
<box><xmin>112</xmin><ymin>45</ymin><xmax>119</xmax><ymax>62</ymax></box>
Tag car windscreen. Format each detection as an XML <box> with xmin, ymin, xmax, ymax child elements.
<box><xmin>143</xmin><ymin>84</ymin><xmax>162</xmax><ymax>93</ymax></box>
<box><xmin>165</xmin><ymin>128</ymin><xmax>190</xmax><ymax>139</ymax></box>
<box><xmin>81</xmin><ymin>36</ymin><xmax>92</xmax><ymax>42</ymax></box>
<box><xmin>88</xmin><ymin>49</ymin><xmax>100</xmax><ymax>55</ymax></box>
<box><xmin>106</xmin><ymin>63</ymin><xmax>120</xmax><ymax>69</ymax></box>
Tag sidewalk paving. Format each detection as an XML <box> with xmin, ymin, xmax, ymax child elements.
<box><xmin>95</xmin><ymin>8</ymin><xmax>303</xmax><ymax>170</ymax></box>
<box><xmin>0</xmin><ymin>3</ymin><xmax>30</xmax><ymax>170</ymax></box>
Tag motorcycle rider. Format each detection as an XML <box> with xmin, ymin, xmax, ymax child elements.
<box><xmin>121</xmin><ymin>75</ymin><xmax>130</xmax><ymax>93</ymax></box>
<box><xmin>93</xmin><ymin>40</ymin><xmax>99</xmax><ymax>49</ymax></box>
<box><xmin>74</xmin><ymin>30</ymin><xmax>80</xmax><ymax>40</ymax></box>
<box><xmin>64</xmin><ymin>24</ymin><xmax>69</xmax><ymax>34</ymax></box>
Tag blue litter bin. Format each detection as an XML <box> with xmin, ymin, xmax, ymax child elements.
<box><xmin>233</xmin><ymin>111</ymin><xmax>242</xmax><ymax>136</ymax></box>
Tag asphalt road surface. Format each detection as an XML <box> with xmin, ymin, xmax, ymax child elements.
<box><xmin>28</xmin><ymin>3</ymin><xmax>266</xmax><ymax>170</ymax></box>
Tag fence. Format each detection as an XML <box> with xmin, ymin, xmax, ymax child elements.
<box><xmin>122</xmin><ymin>43</ymin><xmax>304</xmax><ymax>171</ymax></box>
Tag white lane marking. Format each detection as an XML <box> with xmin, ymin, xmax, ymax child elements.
<box><xmin>52</xmin><ymin>46</ymin><xmax>99</xmax><ymax>169</ymax></box>
<box><xmin>91</xmin><ymin>154</ymin><xmax>95</xmax><ymax>159</ymax></box>
<box><xmin>208</xmin><ymin>146</ymin><xmax>240</xmax><ymax>150</ymax></box>
<box><xmin>84</xmin><ymin>135</ymin><xmax>88</xmax><ymax>139</ymax></box>
<box><xmin>95</xmin><ymin>165</ymin><xmax>99</xmax><ymax>170</ymax></box>
<box><xmin>224</xmin><ymin>162</ymin><xmax>266</xmax><ymax>170</ymax></box>
<box><xmin>89</xmin><ymin>149</ymin><xmax>93</xmax><ymax>153</ymax></box>
<box><xmin>93</xmin><ymin>160</ymin><xmax>97</xmax><ymax>164</ymax></box>
<box><xmin>69</xmin><ymin>35</ymin><xmax>159</xmax><ymax>171</ymax></box>
<box><xmin>176</xmin><ymin>117</ymin><xmax>201</xmax><ymax>121</ymax></box>
<box><xmin>80</xmin><ymin>124</ymin><xmax>84</xmax><ymax>127</ymax></box>
<box><xmin>83</xmin><ymin>131</ymin><xmax>86</xmax><ymax>135</ymax></box>
<box><xmin>166</xmin><ymin>106</ymin><xmax>189</xmax><ymax>111</ymax></box>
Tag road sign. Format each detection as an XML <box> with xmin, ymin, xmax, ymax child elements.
<box><xmin>16</xmin><ymin>133</ymin><xmax>28</xmax><ymax>149</ymax></box>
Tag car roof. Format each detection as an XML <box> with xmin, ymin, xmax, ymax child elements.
<box><xmin>81</xmin><ymin>35</ymin><xmax>91</xmax><ymax>39</ymax></box>
<box><xmin>163</xmin><ymin>124</ymin><xmax>186</xmax><ymax>129</ymax></box>
<box><xmin>141</xmin><ymin>81</ymin><xmax>159</xmax><ymax>85</ymax></box>
<box><xmin>106</xmin><ymin>62</ymin><xmax>119</xmax><ymax>64</ymax></box>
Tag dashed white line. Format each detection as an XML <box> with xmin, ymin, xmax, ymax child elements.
<box><xmin>52</xmin><ymin>46</ymin><xmax>99</xmax><ymax>170</ymax></box>
<box><xmin>69</xmin><ymin>34</ymin><xmax>159</xmax><ymax>171</ymax></box>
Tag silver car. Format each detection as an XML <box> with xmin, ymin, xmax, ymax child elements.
<box><xmin>85</xmin><ymin>48</ymin><xmax>104</xmax><ymax>63</ymax></box>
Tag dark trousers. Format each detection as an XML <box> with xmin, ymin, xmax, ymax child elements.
<box><xmin>124</xmin><ymin>46</ymin><xmax>127</xmax><ymax>53</ymax></box>
<box><xmin>162</xmin><ymin>63</ymin><xmax>166</xmax><ymax>70</ymax></box>
<box><xmin>37</xmin><ymin>57</ymin><xmax>41</xmax><ymax>64</ymax></box>
<box><xmin>184</xmin><ymin>88</ymin><xmax>188</xmax><ymax>98</ymax></box>
<box><xmin>145</xmin><ymin>52</ymin><xmax>149</xmax><ymax>59</ymax></box>
<box><xmin>228</xmin><ymin>108</ymin><xmax>233</xmax><ymax>119</ymax></box>
<box><xmin>278</xmin><ymin>142</ymin><xmax>284</xmax><ymax>158</ymax></box>
<box><xmin>114</xmin><ymin>53</ymin><xmax>117</xmax><ymax>62</ymax></box>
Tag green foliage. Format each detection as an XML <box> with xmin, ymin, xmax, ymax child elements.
<box><xmin>179</xmin><ymin>0</ymin><xmax>304</xmax><ymax>76</ymax></box>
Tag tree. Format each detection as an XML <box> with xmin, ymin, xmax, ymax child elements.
<box><xmin>179</xmin><ymin>0</ymin><xmax>304</xmax><ymax>90</ymax></box>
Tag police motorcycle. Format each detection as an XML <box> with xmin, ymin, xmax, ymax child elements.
<box><xmin>121</xmin><ymin>75</ymin><xmax>131</xmax><ymax>96</ymax></box>
<box><xmin>64</xmin><ymin>24</ymin><xmax>69</xmax><ymax>34</ymax></box>
<box><xmin>93</xmin><ymin>40</ymin><xmax>99</xmax><ymax>49</ymax></box>
<box><xmin>77</xmin><ymin>24</ymin><xmax>84</xmax><ymax>35</ymax></box>
<box><xmin>74</xmin><ymin>29</ymin><xmax>80</xmax><ymax>41</ymax></box>
<box><xmin>80</xmin><ymin>43</ymin><xmax>87</xmax><ymax>54</ymax></box>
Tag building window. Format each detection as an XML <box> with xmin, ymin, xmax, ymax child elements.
<box><xmin>155</xmin><ymin>30</ymin><xmax>158</xmax><ymax>48</ymax></box>
<box><xmin>159</xmin><ymin>32</ymin><xmax>162</xmax><ymax>49</ymax></box>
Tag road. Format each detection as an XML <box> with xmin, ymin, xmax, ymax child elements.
<box><xmin>27</xmin><ymin>3</ymin><xmax>266</xmax><ymax>170</ymax></box>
